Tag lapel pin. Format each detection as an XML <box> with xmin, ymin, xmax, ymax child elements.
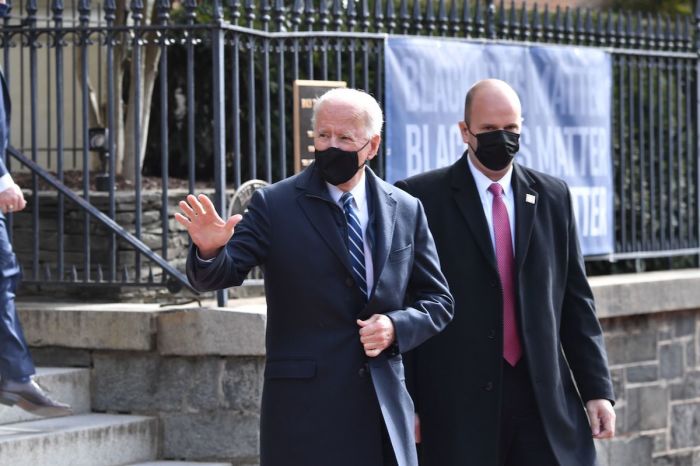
<box><xmin>525</xmin><ymin>194</ymin><xmax>536</xmax><ymax>205</ymax></box>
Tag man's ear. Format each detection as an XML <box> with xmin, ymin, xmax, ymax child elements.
<box><xmin>367</xmin><ymin>134</ymin><xmax>382</xmax><ymax>159</ymax></box>
<box><xmin>458</xmin><ymin>121</ymin><xmax>470</xmax><ymax>144</ymax></box>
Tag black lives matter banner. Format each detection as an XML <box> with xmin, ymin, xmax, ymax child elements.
<box><xmin>385</xmin><ymin>37</ymin><xmax>614</xmax><ymax>256</ymax></box>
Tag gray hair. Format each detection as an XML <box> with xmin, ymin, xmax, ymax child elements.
<box><xmin>311</xmin><ymin>88</ymin><xmax>384</xmax><ymax>138</ymax></box>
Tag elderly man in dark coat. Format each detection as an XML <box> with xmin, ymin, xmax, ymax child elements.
<box><xmin>177</xmin><ymin>87</ymin><xmax>453</xmax><ymax>466</ymax></box>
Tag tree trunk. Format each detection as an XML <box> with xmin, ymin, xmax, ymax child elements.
<box><xmin>113</xmin><ymin>0</ymin><xmax>128</xmax><ymax>176</ymax></box>
<box><xmin>78</xmin><ymin>0</ymin><xmax>162</xmax><ymax>181</ymax></box>
<box><xmin>76</xmin><ymin>49</ymin><xmax>104</xmax><ymax>171</ymax></box>
<box><xmin>122</xmin><ymin>0</ymin><xmax>162</xmax><ymax>184</ymax></box>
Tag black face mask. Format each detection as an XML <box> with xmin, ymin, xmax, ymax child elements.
<box><xmin>314</xmin><ymin>140</ymin><xmax>370</xmax><ymax>185</ymax></box>
<box><xmin>468</xmin><ymin>128</ymin><xmax>520</xmax><ymax>171</ymax></box>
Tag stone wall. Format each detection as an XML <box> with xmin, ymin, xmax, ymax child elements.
<box><xmin>20</xmin><ymin>300</ymin><xmax>266</xmax><ymax>466</ymax></box>
<box><xmin>593</xmin><ymin>271</ymin><xmax>700</xmax><ymax>466</ymax></box>
<box><xmin>18</xmin><ymin>269</ymin><xmax>700</xmax><ymax>465</ymax></box>
<box><xmin>596</xmin><ymin>311</ymin><xmax>700</xmax><ymax>466</ymax></box>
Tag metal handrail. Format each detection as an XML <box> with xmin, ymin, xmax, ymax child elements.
<box><xmin>7</xmin><ymin>146</ymin><xmax>197</xmax><ymax>294</ymax></box>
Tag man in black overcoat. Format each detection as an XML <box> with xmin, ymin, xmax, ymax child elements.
<box><xmin>397</xmin><ymin>79</ymin><xmax>615</xmax><ymax>466</ymax></box>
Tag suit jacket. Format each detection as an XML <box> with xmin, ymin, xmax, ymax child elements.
<box><xmin>0</xmin><ymin>57</ymin><xmax>19</xmax><ymax>278</ymax></box>
<box><xmin>187</xmin><ymin>164</ymin><xmax>454</xmax><ymax>466</ymax></box>
<box><xmin>396</xmin><ymin>153</ymin><xmax>614</xmax><ymax>466</ymax></box>
<box><xmin>0</xmin><ymin>0</ymin><xmax>10</xmax><ymax>175</ymax></box>
<box><xmin>0</xmin><ymin>65</ymin><xmax>11</xmax><ymax>177</ymax></box>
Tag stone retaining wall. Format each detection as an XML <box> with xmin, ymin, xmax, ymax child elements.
<box><xmin>597</xmin><ymin>310</ymin><xmax>700</xmax><ymax>466</ymax></box>
<box><xmin>20</xmin><ymin>300</ymin><xmax>266</xmax><ymax>466</ymax></box>
<box><xmin>18</xmin><ymin>269</ymin><xmax>700</xmax><ymax>465</ymax></box>
<box><xmin>592</xmin><ymin>271</ymin><xmax>700</xmax><ymax>466</ymax></box>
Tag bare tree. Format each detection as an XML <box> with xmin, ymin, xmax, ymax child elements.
<box><xmin>122</xmin><ymin>0</ymin><xmax>162</xmax><ymax>182</ymax></box>
<box><xmin>81</xmin><ymin>0</ymin><xmax>163</xmax><ymax>182</ymax></box>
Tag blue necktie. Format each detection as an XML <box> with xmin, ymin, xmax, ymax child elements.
<box><xmin>341</xmin><ymin>192</ymin><xmax>368</xmax><ymax>298</ymax></box>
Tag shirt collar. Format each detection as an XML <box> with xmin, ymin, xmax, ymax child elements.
<box><xmin>466</xmin><ymin>152</ymin><xmax>514</xmax><ymax>198</ymax></box>
<box><xmin>326</xmin><ymin>168</ymin><xmax>368</xmax><ymax>211</ymax></box>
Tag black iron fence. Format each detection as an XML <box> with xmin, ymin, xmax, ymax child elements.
<box><xmin>1</xmin><ymin>0</ymin><xmax>698</xmax><ymax>300</ymax></box>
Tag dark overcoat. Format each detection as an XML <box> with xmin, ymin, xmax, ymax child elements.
<box><xmin>397</xmin><ymin>154</ymin><xmax>614</xmax><ymax>466</ymax></box>
<box><xmin>187</xmin><ymin>164</ymin><xmax>453</xmax><ymax>466</ymax></box>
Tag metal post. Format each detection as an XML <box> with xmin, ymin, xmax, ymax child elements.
<box><xmin>485</xmin><ymin>0</ymin><xmax>495</xmax><ymax>39</ymax></box>
<box><xmin>28</xmin><ymin>0</ymin><xmax>40</xmax><ymax>280</ymax></box>
<box><xmin>212</xmin><ymin>0</ymin><xmax>228</xmax><ymax>307</ymax></box>
<box><xmin>158</xmin><ymin>0</ymin><xmax>170</xmax><ymax>276</ymax></box>
<box><xmin>185</xmin><ymin>0</ymin><xmax>196</xmax><ymax>194</ymax></box>
<box><xmin>246</xmin><ymin>0</ymin><xmax>257</xmax><ymax>179</ymax></box>
<box><xmin>52</xmin><ymin>0</ymin><xmax>65</xmax><ymax>280</ymax></box>
<box><xmin>231</xmin><ymin>0</ymin><xmax>242</xmax><ymax>188</ymax></box>
<box><xmin>695</xmin><ymin>0</ymin><xmax>700</xmax><ymax>266</ymax></box>
<box><xmin>105</xmin><ymin>0</ymin><xmax>117</xmax><ymax>281</ymax></box>
<box><xmin>130</xmin><ymin>0</ymin><xmax>143</xmax><ymax>281</ymax></box>
<box><xmin>275</xmin><ymin>0</ymin><xmax>287</xmax><ymax>180</ymax></box>
<box><xmin>262</xmin><ymin>0</ymin><xmax>272</xmax><ymax>182</ymax></box>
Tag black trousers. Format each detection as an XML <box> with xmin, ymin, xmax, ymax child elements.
<box><xmin>498</xmin><ymin>360</ymin><xmax>558</xmax><ymax>466</ymax></box>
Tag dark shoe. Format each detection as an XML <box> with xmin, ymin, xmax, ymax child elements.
<box><xmin>0</xmin><ymin>379</ymin><xmax>72</xmax><ymax>417</ymax></box>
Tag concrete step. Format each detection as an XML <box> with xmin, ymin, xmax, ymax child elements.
<box><xmin>127</xmin><ymin>462</ymin><xmax>233</xmax><ymax>466</ymax></box>
<box><xmin>0</xmin><ymin>413</ymin><xmax>158</xmax><ymax>466</ymax></box>
<box><xmin>0</xmin><ymin>367</ymin><xmax>91</xmax><ymax>425</ymax></box>
<box><xmin>17</xmin><ymin>299</ymin><xmax>267</xmax><ymax>356</ymax></box>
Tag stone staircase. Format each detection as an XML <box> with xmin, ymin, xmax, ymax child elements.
<box><xmin>0</xmin><ymin>368</ymin><xmax>232</xmax><ymax>466</ymax></box>
<box><xmin>0</xmin><ymin>300</ymin><xmax>267</xmax><ymax>465</ymax></box>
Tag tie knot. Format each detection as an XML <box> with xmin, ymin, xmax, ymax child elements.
<box><xmin>488</xmin><ymin>183</ymin><xmax>504</xmax><ymax>197</ymax></box>
<box><xmin>341</xmin><ymin>192</ymin><xmax>354</xmax><ymax>208</ymax></box>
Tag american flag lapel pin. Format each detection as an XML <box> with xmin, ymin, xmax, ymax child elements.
<box><xmin>525</xmin><ymin>194</ymin><xmax>536</xmax><ymax>205</ymax></box>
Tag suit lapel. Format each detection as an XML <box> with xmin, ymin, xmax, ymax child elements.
<box><xmin>450</xmin><ymin>154</ymin><xmax>498</xmax><ymax>273</ymax></box>
<box><xmin>357</xmin><ymin>169</ymin><xmax>397</xmax><ymax>319</ymax></box>
<box><xmin>296</xmin><ymin>164</ymin><xmax>354</xmax><ymax>277</ymax></box>
<box><xmin>367</xmin><ymin>168</ymin><xmax>397</xmax><ymax>296</ymax></box>
<box><xmin>512</xmin><ymin>163</ymin><xmax>538</xmax><ymax>274</ymax></box>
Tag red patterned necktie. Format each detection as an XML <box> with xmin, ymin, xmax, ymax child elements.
<box><xmin>488</xmin><ymin>183</ymin><xmax>523</xmax><ymax>367</ymax></box>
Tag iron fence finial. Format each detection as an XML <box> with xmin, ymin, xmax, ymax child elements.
<box><xmin>462</xmin><ymin>0</ymin><xmax>472</xmax><ymax>37</ymax></box>
<box><xmin>520</xmin><ymin>0</ymin><xmax>529</xmax><ymax>41</ymax></box>
<box><xmin>448</xmin><ymin>0</ymin><xmax>459</xmax><ymax>35</ymax></box>
<box><xmin>475</xmin><ymin>0</ymin><xmax>484</xmax><ymax>37</ymax></box>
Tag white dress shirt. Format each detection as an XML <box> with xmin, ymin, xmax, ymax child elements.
<box><xmin>467</xmin><ymin>154</ymin><xmax>516</xmax><ymax>254</ymax></box>
<box><xmin>0</xmin><ymin>174</ymin><xmax>14</xmax><ymax>192</ymax></box>
<box><xmin>326</xmin><ymin>170</ymin><xmax>375</xmax><ymax>294</ymax></box>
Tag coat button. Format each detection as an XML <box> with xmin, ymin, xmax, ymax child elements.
<box><xmin>345</xmin><ymin>277</ymin><xmax>354</xmax><ymax>287</ymax></box>
<box><xmin>358</xmin><ymin>364</ymin><xmax>369</xmax><ymax>378</ymax></box>
<box><xmin>487</xmin><ymin>330</ymin><xmax>496</xmax><ymax>340</ymax></box>
<box><xmin>484</xmin><ymin>381</ymin><xmax>494</xmax><ymax>391</ymax></box>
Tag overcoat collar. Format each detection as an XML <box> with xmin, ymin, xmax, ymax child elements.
<box><xmin>450</xmin><ymin>153</ymin><xmax>498</xmax><ymax>272</ymax></box>
<box><xmin>511</xmin><ymin>163</ymin><xmax>538</xmax><ymax>275</ymax></box>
